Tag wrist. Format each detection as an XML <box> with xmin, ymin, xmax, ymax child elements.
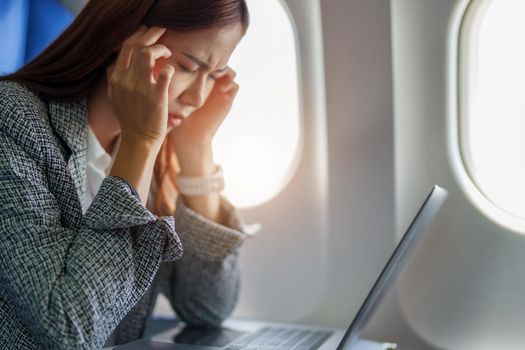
<box><xmin>108</xmin><ymin>137</ymin><xmax>160</xmax><ymax>205</ymax></box>
<box><xmin>121</xmin><ymin>131</ymin><xmax>163</xmax><ymax>151</ymax></box>
<box><xmin>177</xmin><ymin>146</ymin><xmax>215</xmax><ymax>177</ymax></box>
<box><xmin>178</xmin><ymin>162</ymin><xmax>215</xmax><ymax>177</ymax></box>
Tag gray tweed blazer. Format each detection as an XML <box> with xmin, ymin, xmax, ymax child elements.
<box><xmin>0</xmin><ymin>81</ymin><xmax>247</xmax><ymax>349</ymax></box>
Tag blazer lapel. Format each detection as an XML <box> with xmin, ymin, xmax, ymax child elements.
<box><xmin>48</xmin><ymin>98</ymin><xmax>88</xmax><ymax>215</ymax></box>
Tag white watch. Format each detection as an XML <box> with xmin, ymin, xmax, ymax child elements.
<box><xmin>176</xmin><ymin>165</ymin><xmax>225</xmax><ymax>196</ymax></box>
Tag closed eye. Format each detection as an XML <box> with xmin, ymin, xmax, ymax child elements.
<box><xmin>178</xmin><ymin>63</ymin><xmax>218</xmax><ymax>81</ymax></box>
<box><xmin>178</xmin><ymin>63</ymin><xmax>197</xmax><ymax>73</ymax></box>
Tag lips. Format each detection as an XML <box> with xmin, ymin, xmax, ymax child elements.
<box><xmin>168</xmin><ymin>114</ymin><xmax>185</xmax><ymax>127</ymax></box>
<box><xmin>170</xmin><ymin>111</ymin><xmax>191</xmax><ymax>121</ymax></box>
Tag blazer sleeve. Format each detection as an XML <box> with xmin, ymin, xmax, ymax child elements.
<box><xmin>160</xmin><ymin>195</ymin><xmax>248</xmax><ymax>327</ymax></box>
<box><xmin>0</xmin><ymin>131</ymin><xmax>183</xmax><ymax>349</ymax></box>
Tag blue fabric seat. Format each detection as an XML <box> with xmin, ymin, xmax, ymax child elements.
<box><xmin>0</xmin><ymin>0</ymin><xmax>74</xmax><ymax>75</ymax></box>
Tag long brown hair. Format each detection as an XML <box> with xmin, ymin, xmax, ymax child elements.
<box><xmin>0</xmin><ymin>0</ymin><xmax>249</xmax><ymax>216</ymax></box>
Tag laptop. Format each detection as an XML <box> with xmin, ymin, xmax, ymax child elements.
<box><xmin>115</xmin><ymin>185</ymin><xmax>448</xmax><ymax>350</ymax></box>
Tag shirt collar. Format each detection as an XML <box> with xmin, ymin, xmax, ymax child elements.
<box><xmin>87</xmin><ymin>126</ymin><xmax>122</xmax><ymax>177</ymax></box>
<box><xmin>86</xmin><ymin>125</ymin><xmax>113</xmax><ymax>172</ymax></box>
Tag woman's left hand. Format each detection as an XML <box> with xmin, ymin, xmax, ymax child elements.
<box><xmin>170</xmin><ymin>68</ymin><xmax>239</xmax><ymax>176</ymax></box>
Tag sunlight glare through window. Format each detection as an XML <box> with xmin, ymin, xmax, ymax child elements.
<box><xmin>462</xmin><ymin>0</ymin><xmax>525</xmax><ymax>219</ymax></box>
<box><xmin>212</xmin><ymin>0</ymin><xmax>301</xmax><ymax>208</ymax></box>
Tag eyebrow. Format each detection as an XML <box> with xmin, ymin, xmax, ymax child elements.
<box><xmin>182</xmin><ymin>52</ymin><xmax>228</xmax><ymax>73</ymax></box>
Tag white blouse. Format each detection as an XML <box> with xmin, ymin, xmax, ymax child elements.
<box><xmin>82</xmin><ymin>126</ymin><xmax>120</xmax><ymax>214</ymax></box>
<box><xmin>82</xmin><ymin>126</ymin><xmax>260</xmax><ymax>234</ymax></box>
<box><xmin>83</xmin><ymin>126</ymin><xmax>159</xmax><ymax>212</ymax></box>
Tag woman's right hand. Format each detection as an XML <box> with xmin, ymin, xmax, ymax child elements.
<box><xmin>106</xmin><ymin>25</ymin><xmax>175</xmax><ymax>148</ymax></box>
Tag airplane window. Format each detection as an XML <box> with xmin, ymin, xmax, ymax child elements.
<box><xmin>212</xmin><ymin>0</ymin><xmax>301</xmax><ymax>208</ymax></box>
<box><xmin>459</xmin><ymin>0</ymin><xmax>525</xmax><ymax>221</ymax></box>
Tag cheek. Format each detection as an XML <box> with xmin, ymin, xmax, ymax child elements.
<box><xmin>168</xmin><ymin>71</ymin><xmax>189</xmax><ymax>99</ymax></box>
<box><xmin>205</xmin><ymin>80</ymin><xmax>217</xmax><ymax>101</ymax></box>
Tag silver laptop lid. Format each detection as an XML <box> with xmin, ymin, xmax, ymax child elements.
<box><xmin>336</xmin><ymin>185</ymin><xmax>448</xmax><ymax>350</ymax></box>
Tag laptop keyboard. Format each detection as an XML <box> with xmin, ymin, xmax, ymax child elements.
<box><xmin>224</xmin><ymin>327</ymin><xmax>332</xmax><ymax>350</ymax></box>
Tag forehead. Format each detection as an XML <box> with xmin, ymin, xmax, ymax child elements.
<box><xmin>159</xmin><ymin>24</ymin><xmax>244</xmax><ymax>68</ymax></box>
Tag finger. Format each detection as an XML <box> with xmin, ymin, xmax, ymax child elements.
<box><xmin>136</xmin><ymin>44</ymin><xmax>173</xmax><ymax>83</ymax></box>
<box><xmin>224</xmin><ymin>82</ymin><xmax>240</xmax><ymax>97</ymax></box>
<box><xmin>209</xmin><ymin>83</ymin><xmax>239</xmax><ymax>131</ymax></box>
<box><xmin>225</xmin><ymin>67</ymin><xmax>237</xmax><ymax>80</ymax></box>
<box><xmin>115</xmin><ymin>42</ymin><xmax>135</xmax><ymax>70</ymax></box>
<box><xmin>220</xmin><ymin>82</ymin><xmax>234</xmax><ymax>93</ymax></box>
<box><xmin>132</xmin><ymin>24</ymin><xmax>148</xmax><ymax>37</ymax></box>
<box><xmin>138</xmin><ymin>26</ymin><xmax>168</xmax><ymax>47</ymax></box>
<box><xmin>221</xmin><ymin>67</ymin><xmax>236</xmax><ymax>81</ymax></box>
<box><xmin>219</xmin><ymin>72</ymin><xmax>238</xmax><ymax>92</ymax></box>
<box><xmin>115</xmin><ymin>25</ymin><xmax>148</xmax><ymax>70</ymax></box>
<box><xmin>155</xmin><ymin>64</ymin><xmax>175</xmax><ymax>97</ymax></box>
<box><xmin>216</xmin><ymin>67</ymin><xmax>236</xmax><ymax>89</ymax></box>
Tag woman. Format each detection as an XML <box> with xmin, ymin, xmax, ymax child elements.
<box><xmin>0</xmin><ymin>0</ymin><xmax>250</xmax><ymax>348</ymax></box>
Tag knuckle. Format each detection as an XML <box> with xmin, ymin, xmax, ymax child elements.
<box><xmin>164</xmin><ymin>64</ymin><xmax>175</xmax><ymax>74</ymax></box>
<box><xmin>139</xmin><ymin>48</ymin><xmax>155</xmax><ymax>64</ymax></box>
<box><xmin>140</xmin><ymin>46</ymin><xmax>152</xmax><ymax>56</ymax></box>
<box><xmin>132</xmin><ymin>43</ymin><xmax>145</xmax><ymax>54</ymax></box>
<box><xmin>158</xmin><ymin>70</ymin><xmax>168</xmax><ymax>80</ymax></box>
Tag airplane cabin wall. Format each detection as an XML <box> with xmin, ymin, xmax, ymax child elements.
<box><xmin>393</xmin><ymin>0</ymin><xmax>525</xmax><ymax>349</ymax></box>
<box><xmin>236</xmin><ymin>0</ymin><xmax>409</xmax><ymax>345</ymax></box>
<box><xmin>234</xmin><ymin>0</ymin><xmax>525</xmax><ymax>349</ymax></box>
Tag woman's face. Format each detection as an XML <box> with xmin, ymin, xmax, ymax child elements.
<box><xmin>153</xmin><ymin>23</ymin><xmax>244</xmax><ymax>128</ymax></box>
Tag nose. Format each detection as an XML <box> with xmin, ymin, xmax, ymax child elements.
<box><xmin>180</xmin><ymin>75</ymin><xmax>206</xmax><ymax>109</ymax></box>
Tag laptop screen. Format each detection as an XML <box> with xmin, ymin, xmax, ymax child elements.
<box><xmin>336</xmin><ymin>185</ymin><xmax>448</xmax><ymax>350</ymax></box>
